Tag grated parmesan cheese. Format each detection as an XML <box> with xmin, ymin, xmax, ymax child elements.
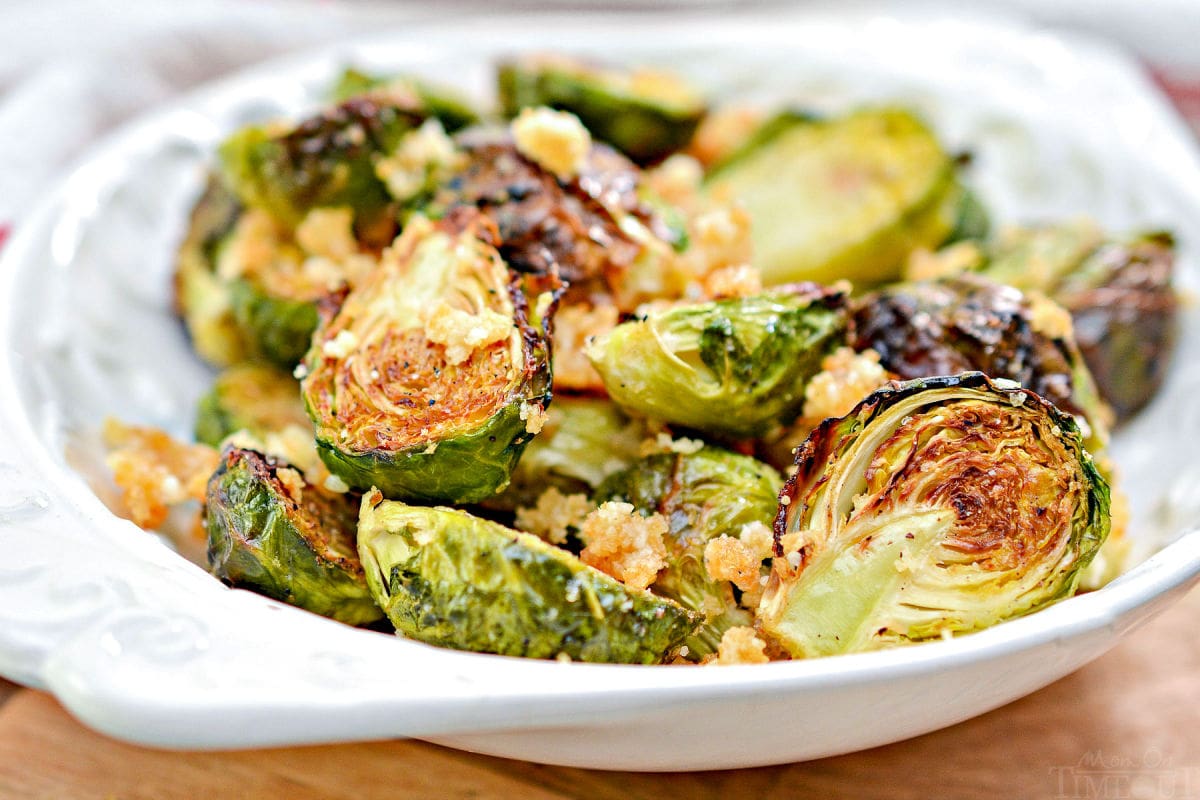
<box><xmin>714</xmin><ymin>626</ymin><xmax>770</xmax><ymax>665</ymax></box>
<box><xmin>515</xmin><ymin>487</ymin><xmax>593</xmax><ymax>545</ymax></box>
<box><xmin>422</xmin><ymin>300</ymin><xmax>512</xmax><ymax>365</ymax></box>
<box><xmin>579</xmin><ymin>501</ymin><xmax>668</xmax><ymax>590</ymax></box>
<box><xmin>703</xmin><ymin>535</ymin><xmax>761</xmax><ymax>592</ymax></box>
<box><xmin>511</xmin><ymin>106</ymin><xmax>591</xmax><ymax>180</ymax></box>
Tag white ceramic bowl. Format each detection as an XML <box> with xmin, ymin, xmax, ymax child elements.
<box><xmin>1</xmin><ymin>9</ymin><xmax>1199</xmax><ymax>771</ymax></box>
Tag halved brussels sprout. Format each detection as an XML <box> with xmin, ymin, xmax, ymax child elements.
<box><xmin>704</xmin><ymin>107</ymin><xmax>961</xmax><ymax>286</ymax></box>
<box><xmin>218</xmin><ymin>94</ymin><xmax>425</xmax><ymax>231</ymax></box>
<box><xmin>850</xmin><ymin>273</ymin><xmax>1111</xmax><ymax>450</ymax></box>
<box><xmin>759</xmin><ymin>373</ymin><xmax>1110</xmax><ymax>657</ymax></box>
<box><xmin>301</xmin><ymin>211</ymin><xmax>552</xmax><ymax>504</ymax></box>
<box><xmin>357</xmin><ymin>495</ymin><xmax>698</xmax><ymax>662</ymax></box>
<box><xmin>980</xmin><ymin>223</ymin><xmax>1177</xmax><ymax>421</ymax></box>
<box><xmin>586</xmin><ymin>287</ymin><xmax>846</xmax><ymax>438</ymax></box>
<box><xmin>194</xmin><ymin>363</ymin><xmax>309</xmax><ymax>447</ymax></box>
<box><xmin>205</xmin><ymin>446</ymin><xmax>382</xmax><ymax>625</ymax></box>
<box><xmin>498</xmin><ymin>54</ymin><xmax>706</xmax><ymax>164</ymax></box>
<box><xmin>429</xmin><ymin>131</ymin><xmax>680</xmax><ymax>310</ymax></box>
<box><xmin>174</xmin><ymin>176</ymin><xmax>250</xmax><ymax>366</ymax></box>
<box><xmin>596</xmin><ymin>447</ymin><xmax>781</xmax><ymax>658</ymax></box>
<box><xmin>331</xmin><ymin>67</ymin><xmax>480</xmax><ymax>132</ymax></box>
<box><xmin>487</xmin><ymin>396</ymin><xmax>647</xmax><ymax>511</ymax></box>
<box><xmin>227</xmin><ymin>276</ymin><xmax>320</xmax><ymax>369</ymax></box>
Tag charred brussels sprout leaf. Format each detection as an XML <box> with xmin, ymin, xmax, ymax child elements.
<box><xmin>331</xmin><ymin>67</ymin><xmax>479</xmax><ymax>133</ymax></box>
<box><xmin>301</xmin><ymin>212</ymin><xmax>552</xmax><ymax>504</ymax></box>
<box><xmin>498</xmin><ymin>54</ymin><xmax>706</xmax><ymax>164</ymax></box>
<box><xmin>597</xmin><ymin>447</ymin><xmax>781</xmax><ymax>658</ymax></box>
<box><xmin>587</xmin><ymin>288</ymin><xmax>846</xmax><ymax>438</ymax></box>
<box><xmin>704</xmin><ymin>107</ymin><xmax>961</xmax><ymax>286</ymax></box>
<box><xmin>174</xmin><ymin>176</ymin><xmax>250</xmax><ymax>366</ymax></box>
<box><xmin>358</xmin><ymin>496</ymin><xmax>698</xmax><ymax>662</ymax></box>
<box><xmin>218</xmin><ymin>95</ymin><xmax>425</xmax><ymax>229</ymax></box>
<box><xmin>760</xmin><ymin>374</ymin><xmax>1110</xmax><ymax>657</ymax></box>
<box><xmin>980</xmin><ymin>223</ymin><xmax>1177</xmax><ymax>421</ymax></box>
<box><xmin>487</xmin><ymin>397</ymin><xmax>647</xmax><ymax>511</ymax></box>
<box><xmin>850</xmin><ymin>273</ymin><xmax>1111</xmax><ymax>451</ymax></box>
<box><xmin>205</xmin><ymin>447</ymin><xmax>382</xmax><ymax>625</ymax></box>
<box><xmin>194</xmin><ymin>363</ymin><xmax>310</xmax><ymax>447</ymax></box>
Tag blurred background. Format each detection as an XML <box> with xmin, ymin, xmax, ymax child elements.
<box><xmin>2</xmin><ymin>0</ymin><xmax>1199</xmax><ymax>245</ymax></box>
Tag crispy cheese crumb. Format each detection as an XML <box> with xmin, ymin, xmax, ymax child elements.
<box><xmin>702</xmin><ymin>263</ymin><xmax>763</xmax><ymax>299</ymax></box>
<box><xmin>579</xmin><ymin>501</ymin><xmax>668</xmax><ymax>590</ymax></box>
<box><xmin>296</xmin><ymin>207</ymin><xmax>359</xmax><ymax>262</ymax></box>
<box><xmin>903</xmin><ymin>241</ymin><xmax>983</xmax><ymax>282</ymax></box>
<box><xmin>715</xmin><ymin>626</ymin><xmax>770</xmax><ymax>665</ymax></box>
<box><xmin>375</xmin><ymin>118</ymin><xmax>465</xmax><ymax>203</ymax></box>
<box><xmin>552</xmin><ymin>302</ymin><xmax>619</xmax><ymax>392</ymax></box>
<box><xmin>639</xmin><ymin>432</ymin><xmax>705</xmax><ymax>457</ymax></box>
<box><xmin>687</xmin><ymin>105</ymin><xmax>765</xmax><ymax>168</ymax></box>
<box><xmin>1027</xmin><ymin>290</ymin><xmax>1075</xmax><ymax>341</ymax></box>
<box><xmin>681</xmin><ymin>204</ymin><xmax>754</xmax><ymax>279</ymax></box>
<box><xmin>515</xmin><ymin>487</ymin><xmax>593</xmax><ymax>545</ymax></box>
<box><xmin>423</xmin><ymin>300</ymin><xmax>512</xmax><ymax>365</ymax></box>
<box><xmin>519</xmin><ymin>401</ymin><xmax>549</xmax><ymax>435</ymax></box>
<box><xmin>512</xmin><ymin>107</ymin><xmax>591</xmax><ymax>180</ymax></box>
<box><xmin>703</xmin><ymin>535</ymin><xmax>761</xmax><ymax>592</ymax></box>
<box><xmin>323</xmin><ymin>473</ymin><xmax>350</xmax><ymax>494</ymax></box>
<box><xmin>738</xmin><ymin>521</ymin><xmax>774</xmax><ymax>561</ymax></box>
<box><xmin>645</xmin><ymin>153</ymin><xmax>703</xmax><ymax>208</ymax></box>
<box><xmin>323</xmin><ymin>329</ymin><xmax>360</xmax><ymax>359</ymax></box>
<box><xmin>275</xmin><ymin>466</ymin><xmax>306</xmax><ymax>503</ymax></box>
<box><xmin>103</xmin><ymin>419</ymin><xmax>219</xmax><ymax>530</ymax></box>
<box><xmin>803</xmin><ymin>347</ymin><xmax>890</xmax><ymax>422</ymax></box>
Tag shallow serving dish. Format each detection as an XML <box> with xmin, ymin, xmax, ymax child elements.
<box><xmin>1</xmin><ymin>8</ymin><xmax>1199</xmax><ymax>771</ymax></box>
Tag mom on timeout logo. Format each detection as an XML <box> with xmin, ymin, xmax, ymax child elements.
<box><xmin>1050</xmin><ymin>750</ymin><xmax>1200</xmax><ymax>799</ymax></box>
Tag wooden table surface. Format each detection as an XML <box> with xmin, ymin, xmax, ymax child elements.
<box><xmin>0</xmin><ymin>586</ymin><xmax>1196</xmax><ymax>800</ymax></box>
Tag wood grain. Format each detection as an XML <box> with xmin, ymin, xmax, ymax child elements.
<box><xmin>0</xmin><ymin>586</ymin><xmax>1196</xmax><ymax>800</ymax></box>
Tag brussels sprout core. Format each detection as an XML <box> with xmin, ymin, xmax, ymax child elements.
<box><xmin>760</xmin><ymin>373</ymin><xmax>1110</xmax><ymax>658</ymax></box>
<box><xmin>302</xmin><ymin>212</ymin><xmax>551</xmax><ymax>503</ymax></box>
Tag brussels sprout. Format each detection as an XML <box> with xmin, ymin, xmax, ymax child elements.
<box><xmin>487</xmin><ymin>396</ymin><xmax>647</xmax><ymax>511</ymax></box>
<box><xmin>980</xmin><ymin>223</ymin><xmax>1177</xmax><ymax>420</ymax></box>
<box><xmin>205</xmin><ymin>446</ymin><xmax>382</xmax><ymax>625</ymax></box>
<box><xmin>301</xmin><ymin>211</ymin><xmax>552</xmax><ymax>504</ymax></box>
<box><xmin>227</xmin><ymin>277</ymin><xmax>320</xmax><ymax>369</ymax></box>
<box><xmin>596</xmin><ymin>447</ymin><xmax>781</xmax><ymax>658</ymax></box>
<box><xmin>759</xmin><ymin>373</ymin><xmax>1110</xmax><ymax>657</ymax></box>
<box><xmin>704</xmin><ymin>107</ymin><xmax>962</xmax><ymax>286</ymax></box>
<box><xmin>429</xmin><ymin>132</ymin><xmax>679</xmax><ymax>310</ymax></box>
<box><xmin>174</xmin><ymin>176</ymin><xmax>251</xmax><ymax>366</ymax></box>
<box><xmin>357</xmin><ymin>495</ymin><xmax>698</xmax><ymax>662</ymax></box>
<box><xmin>194</xmin><ymin>363</ymin><xmax>309</xmax><ymax>447</ymax></box>
<box><xmin>498</xmin><ymin>54</ymin><xmax>706</xmax><ymax>164</ymax></box>
<box><xmin>586</xmin><ymin>287</ymin><xmax>846</xmax><ymax>438</ymax></box>
<box><xmin>218</xmin><ymin>94</ymin><xmax>425</xmax><ymax>230</ymax></box>
<box><xmin>850</xmin><ymin>273</ymin><xmax>1111</xmax><ymax>451</ymax></box>
<box><xmin>943</xmin><ymin>185</ymin><xmax>991</xmax><ymax>245</ymax></box>
<box><xmin>331</xmin><ymin>67</ymin><xmax>480</xmax><ymax>133</ymax></box>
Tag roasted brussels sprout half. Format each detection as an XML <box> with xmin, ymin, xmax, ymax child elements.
<box><xmin>205</xmin><ymin>446</ymin><xmax>382</xmax><ymax>625</ymax></box>
<box><xmin>429</xmin><ymin>131</ymin><xmax>680</xmax><ymax>310</ymax></box>
<box><xmin>488</xmin><ymin>396</ymin><xmax>647</xmax><ymax>511</ymax></box>
<box><xmin>358</xmin><ymin>495</ymin><xmax>698</xmax><ymax>662</ymax></box>
<box><xmin>218</xmin><ymin>94</ymin><xmax>426</xmax><ymax>231</ymax></box>
<box><xmin>704</xmin><ymin>107</ymin><xmax>962</xmax><ymax>286</ymax></box>
<box><xmin>174</xmin><ymin>176</ymin><xmax>250</xmax><ymax>366</ymax></box>
<box><xmin>850</xmin><ymin>273</ymin><xmax>1110</xmax><ymax>450</ymax></box>
<box><xmin>194</xmin><ymin>363</ymin><xmax>309</xmax><ymax>447</ymax></box>
<box><xmin>301</xmin><ymin>211</ymin><xmax>552</xmax><ymax>504</ymax></box>
<box><xmin>596</xmin><ymin>447</ymin><xmax>781</xmax><ymax>658</ymax></box>
<box><xmin>586</xmin><ymin>287</ymin><xmax>846</xmax><ymax>438</ymax></box>
<box><xmin>227</xmin><ymin>276</ymin><xmax>320</xmax><ymax>369</ymax></box>
<box><xmin>331</xmin><ymin>67</ymin><xmax>479</xmax><ymax>132</ymax></box>
<box><xmin>498</xmin><ymin>54</ymin><xmax>706</xmax><ymax>164</ymax></box>
<box><xmin>759</xmin><ymin>373</ymin><xmax>1110</xmax><ymax>657</ymax></box>
<box><xmin>980</xmin><ymin>223</ymin><xmax>1177</xmax><ymax>421</ymax></box>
